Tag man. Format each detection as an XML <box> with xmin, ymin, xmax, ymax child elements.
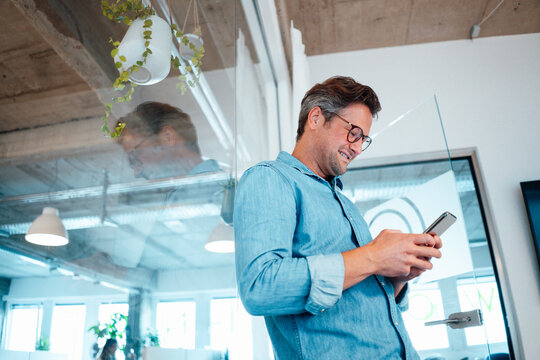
<box><xmin>116</xmin><ymin>101</ymin><xmax>220</xmax><ymax>179</ymax></box>
<box><xmin>234</xmin><ymin>76</ymin><xmax>442</xmax><ymax>359</ymax></box>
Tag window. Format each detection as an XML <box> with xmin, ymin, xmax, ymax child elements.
<box><xmin>156</xmin><ymin>300</ymin><xmax>196</xmax><ymax>349</ymax></box>
<box><xmin>402</xmin><ymin>284</ymin><xmax>449</xmax><ymax>350</ymax></box>
<box><xmin>50</xmin><ymin>304</ymin><xmax>86</xmax><ymax>360</ymax></box>
<box><xmin>6</xmin><ymin>304</ymin><xmax>42</xmax><ymax>351</ymax></box>
<box><xmin>210</xmin><ymin>297</ymin><xmax>253</xmax><ymax>359</ymax></box>
<box><xmin>457</xmin><ymin>277</ymin><xmax>507</xmax><ymax>346</ymax></box>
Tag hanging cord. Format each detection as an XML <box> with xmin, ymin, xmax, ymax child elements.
<box><xmin>478</xmin><ymin>0</ymin><xmax>505</xmax><ymax>26</ymax></box>
<box><xmin>47</xmin><ymin>159</ymin><xmax>59</xmax><ymax>204</ymax></box>
<box><xmin>182</xmin><ymin>0</ymin><xmax>193</xmax><ymax>33</ymax></box>
<box><xmin>168</xmin><ymin>0</ymin><xmax>172</xmax><ymax>26</ymax></box>
<box><xmin>194</xmin><ymin>0</ymin><xmax>199</xmax><ymax>35</ymax></box>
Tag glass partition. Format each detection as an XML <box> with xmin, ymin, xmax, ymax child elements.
<box><xmin>0</xmin><ymin>1</ymin><xmax>272</xmax><ymax>359</ymax></box>
<box><xmin>341</xmin><ymin>97</ymin><xmax>512</xmax><ymax>359</ymax></box>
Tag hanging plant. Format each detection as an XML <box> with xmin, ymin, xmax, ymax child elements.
<box><xmin>100</xmin><ymin>0</ymin><xmax>205</xmax><ymax>137</ymax></box>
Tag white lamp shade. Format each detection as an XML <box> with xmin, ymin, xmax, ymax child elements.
<box><xmin>205</xmin><ymin>221</ymin><xmax>234</xmax><ymax>253</ymax></box>
<box><xmin>116</xmin><ymin>15</ymin><xmax>172</xmax><ymax>85</ymax></box>
<box><xmin>26</xmin><ymin>207</ymin><xmax>69</xmax><ymax>246</ymax></box>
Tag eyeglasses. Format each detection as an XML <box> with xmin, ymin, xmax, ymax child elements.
<box><xmin>127</xmin><ymin>134</ymin><xmax>154</xmax><ymax>167</ymax></box>
<box><xmin>327</xmin><ymin>111</ymin><xmax>372</xmax><ymax>151</ymax></box>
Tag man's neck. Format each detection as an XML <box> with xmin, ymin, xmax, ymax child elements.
<box><xmin>291</xmin><ymin>142</ymin><xmax>330</xmax><ymax>182</ymax></box>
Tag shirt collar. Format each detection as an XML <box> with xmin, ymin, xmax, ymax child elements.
<box><xmin>188</xmin><ymin>159</ymin><xmax>221</xmax><ymax>176</ymax></box>
<box><xmin>276</xmin><ymin>151</ymin><xmax>343</xmax><ymax>190</ymax></box>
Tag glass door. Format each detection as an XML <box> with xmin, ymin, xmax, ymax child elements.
<box><xmin>341</xmin><ymin>97</ymin><xmax>513</xmax><ymax>359</ymax></box>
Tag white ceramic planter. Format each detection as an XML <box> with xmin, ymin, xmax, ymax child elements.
<box><xmin>116</xmin><ymin>15</ymin><xmax>172</xmax><ymax>85</ymax></box>
<box><xmin>179</xmin><ymin>33</ymin><xmax>204</xmax><ymax>61</ymax></box>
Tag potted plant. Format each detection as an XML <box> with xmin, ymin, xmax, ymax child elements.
<box><xmin>143</xmin><ymin>328</ymin><xmax>160</xmax><ymax>347</ymax></box>
<box><xmin>35</xmin><ymin>336</ymin><xmax>50</xmax><ymax>351</ymax></box>
<box><xmin>88</xmin><ymin>312</ymin><xmax>128</xmax><ymax>358</ymax></box>
<box><xmin>100</xmin><ymin>0</ymin><xmax>205</xmax><ymax>137</ymax></box>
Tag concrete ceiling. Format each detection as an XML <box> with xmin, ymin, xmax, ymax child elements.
<box><xmin>0</xmin><ymin>0</ymin><xmax>538</xmax><ymax>289</ymax></box>
<box><xmin>276</xmin><ymin>0</ymin><xmax>540</xmax><ymax>59</ymax></box>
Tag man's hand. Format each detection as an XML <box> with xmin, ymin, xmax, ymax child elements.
<box><xmin>365</xmin><ymin>229</ymin><xmax>442</xmax><ymax>277</ymax></box>
<box><xmin>342</xmin><ymin>230</ymin><xmax>442</xmax><ymax>290</ymax></box>
<box><xmin>387</xmin><ymin>232</ymin><xmax>442</xmax><ymax>296</ymax></box>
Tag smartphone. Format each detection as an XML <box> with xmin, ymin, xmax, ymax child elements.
<box><xmin>423</xmin><ymin>211</ymin><xmax>457</xmax><ymax>236</ymax></box>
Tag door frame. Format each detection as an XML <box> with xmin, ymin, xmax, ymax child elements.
<box><xmin>349</xmin><ymin>147</ymin><xmax>521</xmax><ymax>359</ymax></box>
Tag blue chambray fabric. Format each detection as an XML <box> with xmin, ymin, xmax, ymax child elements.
<box><xmin>234</xmin><ymin>152</ymin><xmax>419</xmax><ymax>360</ymax></box>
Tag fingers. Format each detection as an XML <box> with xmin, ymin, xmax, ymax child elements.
<box><xmin>431</xmin><ymin>234</ymin><xmax>443</xmax><ymax>249</ymax></box>
<box><xmin>409</xmin><ymin>255</ymin><xmax>434</xmax><ymax>271</ymax></box>
<box><xmin>412</xmin><ymin>233</ymin><xmax>437</xmax><ymax>247</ymax></box>
<box><xmin>412</xmin><ymin>245</ymin><xmax>442</xmax><ymax>259</ymax></box>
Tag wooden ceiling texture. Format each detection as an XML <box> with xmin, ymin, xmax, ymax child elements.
<box><xmin>1</xmin><ymin>0</ymin><xmax>539</xmax><ymax>134</ymax></box>
<box><xmin>277</xmin><ymin>0</ymin><xmax>540</xmax><ymax>57</ymax></box>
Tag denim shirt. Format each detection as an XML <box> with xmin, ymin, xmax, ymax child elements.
<box><xmin>234</xmin><ymin>152</ymin><xmax>419</xmax><ymax>360</ymax></box>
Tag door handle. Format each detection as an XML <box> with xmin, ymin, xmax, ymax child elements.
<box><xmin>424</xmin><ymin>309</ymin><xmax>483</xmax><ymax>329</ymax></box>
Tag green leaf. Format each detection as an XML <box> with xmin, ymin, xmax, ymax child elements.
<box><xmin>136</xmin><ymin>61</ymin><xmax>143</xmax><ymax>66</ymax></box>
<box><xmin>145</xmin><ymin>41</ymin><xmax>150</xmax><ymax>47</ymax></box>
<box><xmin>110</xmin><ymin>48</ymin><xmax>118</xmax><ymax>58</ymax></box>
<box><xmin>115</xmin><ymin>61</ymin><xmax>122</xmax><ymax>68</ymax></box>
<box><xmin>119</xmin><ymin>55</ymin><xmax>126</xmax><ymax>62</ymax></box>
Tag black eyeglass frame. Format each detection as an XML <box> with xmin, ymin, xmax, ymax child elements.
<box><xmin>327</xmin><ymin>111</ymin><xmax>372</xmax><ymax>151</ymax></box>
<box><xmin>127</xmin><ymin>134</ymin><xmax>156</xmax><ymax>167</ymax></box>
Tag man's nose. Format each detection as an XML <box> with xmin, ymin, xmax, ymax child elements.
<box><xmin>349</xmin><ymin>141</ymin><xmax>362</xmax><ymax>157</ymax></box>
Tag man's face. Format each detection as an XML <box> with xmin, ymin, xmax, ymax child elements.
<box><xmin>120</xmin><ymin>130</ymin><xmax>165</xmax><ymax>179</ymax></box>
<box><xmin>312</xmin><ymin>103</ymin><xmax>373</xmax><ymax>180</ymax></box>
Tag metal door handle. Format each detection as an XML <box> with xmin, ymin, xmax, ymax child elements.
<box><xmin>425</xmin><ymin>309</ymin><xmax>483</xmax><ymax>329</ymax></box>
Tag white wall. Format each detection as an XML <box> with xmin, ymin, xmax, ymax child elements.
<box><xmin>307</xmin><ymin>33</ymin><xmax>540</xmax><ymax>358</ymax></box>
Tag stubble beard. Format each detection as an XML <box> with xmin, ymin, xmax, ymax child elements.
<box><xmin>327</xmin><ymin>151</ymin><xmax>347</xmax><ymax>178</ymax></box>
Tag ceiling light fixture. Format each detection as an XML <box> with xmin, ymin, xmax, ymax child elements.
<box><xmin>470</xmin><ymin>0</ymin><xmax>506</xmax><ymax>39</ymax></box>
<box><xmin>205</xmin><ymin>220</ymin><xmax>235</xmax><ymax>253</ymax></box>
<box><xmin>25</xmin><ymin>207</ymin><xmax>69</xmax><ymax>246</ymax></box>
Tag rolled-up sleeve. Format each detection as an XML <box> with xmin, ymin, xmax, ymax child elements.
<box><xmin>234</xmin><ymin>165</ymin><xmax>344</xmax><ymax>316</ymax></box>
<box><xmin>305</xmin><ymin>253</ymin><xmax>344</xmax><ymax>314</ymax></box>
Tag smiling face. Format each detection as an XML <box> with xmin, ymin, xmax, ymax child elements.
<box><xmin>304</xmin><ymin>103</ymin><xmax>373</xmax><ymax>181</ymax></box>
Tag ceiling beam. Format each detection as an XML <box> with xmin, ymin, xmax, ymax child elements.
<box><xmin>10</xmin><ymin>0</ymin><xmax>114</xmax><ymax>90</ymax></box>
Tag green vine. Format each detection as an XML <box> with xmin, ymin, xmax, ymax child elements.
<box><xmin>35</xmin><ymin>336</ymin><xmax>50</xmax><ymax>351</ymax></box>
<box><xmin>100</xmin><ymin>0</ymin><xmax>205</xmax><ymax>138</ymax></box>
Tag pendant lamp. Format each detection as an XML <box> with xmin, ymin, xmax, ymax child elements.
<box><xmin>25</xmin><ymin>207</ymin><xmax>69</xmax><ymax>246</ymax></box>
<box><xmin>205</xmin><ymin>220</ymin><xmax>234</xmax><ymax>253</ymax></box>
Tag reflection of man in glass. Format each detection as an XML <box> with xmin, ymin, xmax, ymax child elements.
<box><xmin>116</xmin><ymin>101</ymin><xmax>219</xmax><ymax>179</ymax></box>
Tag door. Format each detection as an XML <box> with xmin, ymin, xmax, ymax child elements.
<box><xmin>340</xmin><ymin>97</ymin><xmax>514</xmax><ymax>359</ymax></box>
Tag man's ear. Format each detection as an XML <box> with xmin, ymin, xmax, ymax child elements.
<box><xmin>158</xmin><ymin>125</ymin><xmax>180</xmax><ymax>146</ymax></box>
<box><xmin>307</xmin><ymin>106</ymin><xmax>324</xmax><ymax>130</ymax></box>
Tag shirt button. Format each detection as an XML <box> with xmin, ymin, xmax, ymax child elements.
<box><xmin>394</xmin><ymin>321</ymin><xmax>399</xmax><ymax>326</ymax></box>
<box><xmin>381</xmin><ymin>281</ymin><xmax>385</xmax><ymax>286</ymax></box>
<box><xmin>321</xmin><ymin>309</ymin><xmax>325</xmax><ymax>312</ymax></box>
